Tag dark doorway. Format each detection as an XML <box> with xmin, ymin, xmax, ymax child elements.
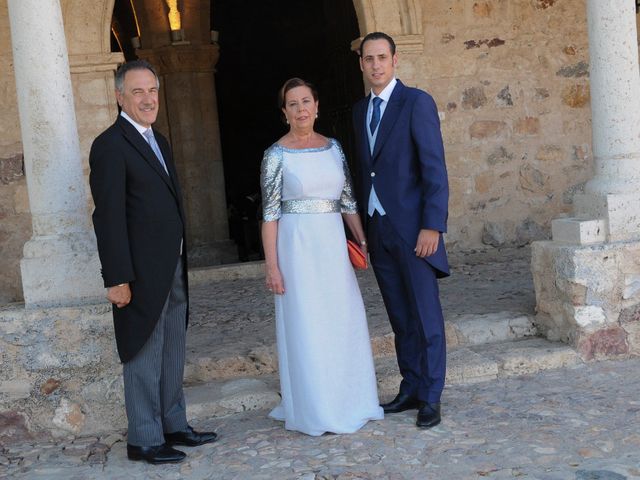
<box><xmin>212</xmin><ymin>0</ymin><xmax>363</xmax><ymax>261</ymax></box>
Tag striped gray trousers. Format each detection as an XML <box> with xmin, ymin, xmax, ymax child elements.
<box><xmin>123</xmin><ymin>257</ymin><xmax>189</xmax><ymax>446</ymax></box>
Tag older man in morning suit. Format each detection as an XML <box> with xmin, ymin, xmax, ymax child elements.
<box><xmin>89</xmin><ymin>60</ymin><xmax>217</xmax><ymax>464</ymax></box>
<box><xmin>352</xmin><ymin>32</ymin><xmax>449</xmax><ymax>428</ymax></box>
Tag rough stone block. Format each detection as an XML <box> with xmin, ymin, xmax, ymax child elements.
<box><xmin>482</xmin><ymin>221</ymin><xmax>507</xmax><ymax>247</ymax></box>
<box><xmin>474</xmin><ymin>338</ymin><xmax>580</xmax><ymax>376</ymax></box>
<box><xmin>462</xmin><ymin>86</ymin><xmax>487</xmax><ymax>109</ymax></box>
<box><xmin>52</xmin><ymin>399</ymin><xmax>85</xmax><ymax>434</ymax></box>
<box><xmin>562</xmin><ymin>84</ymin><xmax>590</xmax><ymax>108</ymax></box>
<box><xmin>623</xmin><ymin>275</ymin><xmax>640</xmax><ymax>300</ymax></box>
<box><xmin>577</xmin><ymin>326</ymin><xmax>629</xmax><ymax>360</ymax></box>
<box><xmin>570</xmin><ymin>305</ymin><xmax>606</xmax><ymax>330</ymax></box>
<box><xmin>0</xmin><ymin>380</ymin><xmax>32</xmax><ymax>401</ymax></box>
<box><xmin>450</xmin><ymin>312</ymin><xmax>536</xmax><ymax>346</ymax></box>
<box><xmin>189</xmin><ymin>261</ymin><xmax>265</xmax><ymax>285</ymax></box>
<box><xmin>446</xmin><ymin>348</ymin><xmax>499</xmax><ymax>384</ymax></box>
<box><xmin>551</xmin><ymin>218</ymin><xmax>607</xmax><ymax>245</ymax></box>
<box><xmin>185</xmin><ymin>377</ymin><xmax>280</xmax><ymax>420</ymax></box>
<box><xmin>535</xmin><ymin>144</ymin><xmax>563</xmax><ymax>162</ymax></box>
<box><xmin>470</xmin><ymin>120</ymin><xmax>508</xmax><ymax>140</ymax></box>
<box><xmin>0</xmin><ymin>411</ymin><xmax>32</xmax><ymax>445</ymax></box>
<box><xmin>519</xmin><ymin>164</ymin><xmax>549</xmax><ymax>193</ymax></box>
<box><xmin>515</xmin><ymin>117</ymin><xmax>540</xmax><ymax>136</ymax></box>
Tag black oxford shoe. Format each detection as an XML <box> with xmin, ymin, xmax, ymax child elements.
<box><xmin>416</xmin><ymin>402</ymin><xmax>441</xmax><ymax>429</ymax></box>
<box><xmin>126</xmin><ymin>443</ymin><xmax>186</xmax><ymax>464</ymax></box>
<box><xmin>165</xmin><ymin>425</ymin><xmax>218</xmax><ymax>447</ymax></box>
<box><xmin>380</xmin><ymin>392</ymin><xmax>421</xmax><ymax>413</ymax></box>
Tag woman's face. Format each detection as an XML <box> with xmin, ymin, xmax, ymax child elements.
<box><xmin>282</xmin><ymin>86</ymin><xmax>318</xmax><ymax>130</ymax></box>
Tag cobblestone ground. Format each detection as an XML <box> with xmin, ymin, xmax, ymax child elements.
<box><xmin>2</xmin><ymin>358</ymin><xmax>639</xmax><ymax>479</ymax></box>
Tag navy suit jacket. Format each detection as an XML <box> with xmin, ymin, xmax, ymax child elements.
<box><xmin>353</xmin><ymin>80</ymin><xmax>450</xmax><ymax>277</ymax></box>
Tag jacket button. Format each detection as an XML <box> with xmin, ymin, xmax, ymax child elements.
<box><xmin>370</xmin><ymin>172</ymin><xmax>376</xmax><ymax>177</ymax></box>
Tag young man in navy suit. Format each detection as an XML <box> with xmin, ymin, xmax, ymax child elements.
<box><xmin>352</xmin><ymin>32</ymin><xmax>449</xmax><ymax>428</ymax></box>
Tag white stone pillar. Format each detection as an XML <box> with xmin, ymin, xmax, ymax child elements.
<box><xmin>7</xmin><ymin>0</ymin><xmax>103</xmax><ymax>307</ymax></box>
<box><xmin>557</xmin><ymin>0</ymin><xmax>640</xmax><ymax>243</ymax></box>
<box><xmin>532</xmin><ymin>0</ymin><xmax>640</xmax><ymax>360</ymax></box>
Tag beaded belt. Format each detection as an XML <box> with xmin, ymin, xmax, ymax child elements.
<box><xmin>281</xmin><ymin>199</ymin><xmax>341</xmax><ymax>214</ymax></box>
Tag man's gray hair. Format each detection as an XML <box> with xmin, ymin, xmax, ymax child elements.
<box><xmin>115</xmin><ymin>60</ymin><xmax>160</xmax><ymax>93</ymax></box>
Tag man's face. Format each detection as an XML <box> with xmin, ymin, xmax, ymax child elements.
<box><xmin>115</xmin><ymin>69</ymin><xmax>159</xmax><ymax>128</ymax></box>
<box><xmin>359</xmin><ymin>38</ymin><xmax>398</xmax><ymax>94</ymax></box>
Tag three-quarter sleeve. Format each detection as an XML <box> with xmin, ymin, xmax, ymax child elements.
<box><xmin>260</xmin><ymin>145</ymin><xmax>283</xmax><ymax>222</ymax></box>
<box><xmin>335</xmin><ymin>140</ymin><xmax>358</xmax><ymax>214</ymax></box>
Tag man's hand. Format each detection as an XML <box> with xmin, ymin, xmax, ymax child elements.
<box><xmin>107</xmin><ymin>283</ymin><xmax>131</xmax><ymax>308</ymax></box>
<box><xmin>415</xmin><ymin>229</ymin><xmax>439</xmax><ymax>257</ymax></box>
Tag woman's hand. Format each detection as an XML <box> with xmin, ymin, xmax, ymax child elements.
<box><xmin>266</xmin><ymin>265</ymin><xmax>285</xmax><ymax>295</ymax></box>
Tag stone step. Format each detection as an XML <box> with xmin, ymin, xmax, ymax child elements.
<box><xmin>188</xmin><ymin>261</ymin><xmax>264</xmax><ymax>285</ymax></box>
<box><xmin>185</xmin><ymin>337</ymin><xmax>580</xmax><ymax>422</ymax></box>
<box><xmin>184</xmin><ymin>310</ymin><xmax>537</xmax><ymax>385</ymax></box>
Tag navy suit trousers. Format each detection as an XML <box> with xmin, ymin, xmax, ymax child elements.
<box><xmin>368</xmin><ymin>213</ymin><xmax>446</xmax><ymax>404</ymax></box>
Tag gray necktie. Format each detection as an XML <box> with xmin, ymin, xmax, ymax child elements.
<box><xmin>143</xmin><ymin>129</ymin><xmax>169</xmax><ymax>175</ymax></box>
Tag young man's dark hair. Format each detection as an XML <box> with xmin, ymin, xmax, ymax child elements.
<box><xmin>358</xmin><ymin>31</ymin><xmax>396</xmax><ymax>57</ymax></box>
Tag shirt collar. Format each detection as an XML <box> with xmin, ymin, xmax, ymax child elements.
<box><xmin>370</xmin><ymin>77</ymin><xmax>397</xmax><ymax>104</ymax></box>
<box><xmin>120</xmin><ymin>110</ymin><xmax>151</xmax><ymax>136</ymax></box>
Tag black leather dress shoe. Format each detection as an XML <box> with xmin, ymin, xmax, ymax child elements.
<box><xmin>416</xmin><ymin>402</ymin><xmax>441</xmax><ymax>429</ymax></box>
<box><xmin>165</xmin><ymin>425</ymin><xmax>218</xmax><ymax>447</ymax></box>
<box><xmin>380</xmin><ymin>392</ymin><xmax>421</xmax><ymax>413</ymax></box>
<box><xmin>126</xmin><ymin>443</ymin><xmax>186</xmax><ymax>464</ymax></box>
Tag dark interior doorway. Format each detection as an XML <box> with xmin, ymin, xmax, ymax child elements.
<box><xmin>212</xmin><ymin>0</ymin><xmax>363</xmax><ymax>260</ymax></box>
<box><xmin>110</xmin><ymin>0</ymin><xmax>363</xmax><ymax>262</ymax></box>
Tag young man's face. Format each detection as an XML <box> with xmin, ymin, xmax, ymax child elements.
<box><xmin>360</xmin><ymin>38</ymin><xmax>398</xmax><ymax>94</ymax></box>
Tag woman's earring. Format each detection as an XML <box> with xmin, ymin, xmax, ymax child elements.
<box><xmin>315</xmin><ymin>112</ymin><xmax>318</xmax><ymax>119</ymax></box>
<box><xmin>286</xmin><ymin>119</ymin><xmax>289</xmax><ymax>124</ymax></box>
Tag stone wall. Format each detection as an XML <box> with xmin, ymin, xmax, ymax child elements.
<box><xmin>532</xmin><ymin>241</ymin><xmax>640</xmax><ymax>360</ymax></box>
<box><xmin>0</xmin><ymin>0</ymin><xmax>607</xmax><ymax>301</ymax></box>
<box><xmin>390</xmin><ymin>0</ymin><xmax>593</xmax><ymax>249</ymax></box>
<box><xmin>0</xmin><ymin>303</ymin><xmax>125</xmax><ymax>438</ymax></box>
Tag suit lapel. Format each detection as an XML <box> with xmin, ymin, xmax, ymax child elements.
<box><xmin>354</xmin><ymin>96</ymin><xmax>372</xmax><ymax>166</ymax></box>
<box><xmin>158</xmin><ymin>133</ymin><xmax>187</xmax><ymax>219</ymax></box>
<box><xmin>116</xmin><ymin>116</ymin><xmax>177</xmax><ymax>198</ymax></box>
<box><xmin>372</xmin><ymin>81</ymin><xmax>405</xmax><ymax>164</ymax></box>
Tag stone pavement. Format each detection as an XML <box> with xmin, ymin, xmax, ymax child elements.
<box><xmin>3</xmin><ymin>247</ymin><xmax>638</xmax><ymax>478</ymax></box>
<box><xmin>2</xmin><ymin>358</ymin><xmax>639</xmax><ymax>479</ymax></box>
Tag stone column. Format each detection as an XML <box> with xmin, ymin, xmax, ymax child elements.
<box><xmin>7</xmin><ymin>0</ymin><xmax>103</xmax><ymax>307</ymax></box>
<box><xmin>138</xmin><ymin>44</ymin><xmax>236</xmax><ymax>266</ymax></box>
<box><xmin>569</xmin><ymin>0</ymin><xmax>640</xmax><ymax>242</ymax></box>
<box><xmin>531</xmin><ymin>0</ymin><xmax>640</xmax><ymax>360</ymax></box>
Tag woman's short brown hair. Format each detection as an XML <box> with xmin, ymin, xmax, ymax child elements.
<box><xmin>278</xmin><ymin>77</ymin><xmax>319</xmax><ymax>114</ymax></box>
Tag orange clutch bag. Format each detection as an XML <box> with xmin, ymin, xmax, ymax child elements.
<box><xmin>347</xmin><ymin>240</ymin><xmax>368</xmax><ymax>270</ymax></box>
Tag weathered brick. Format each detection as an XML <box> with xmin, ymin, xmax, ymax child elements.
<box><xmin>462</xmin><ymin>86</ymin><xmax>487</xmax><ymax>109</ymax></box>
<box><xmin>562</xmin><ymin>85</ymin><xmax>590</xmax><ymax>108</ymax></box>
<box><xmin>470</xmin><ymin>121</ymin><xmax>507</xmax><ymax>139</ymax></box>
<box><xmin>515</xmin><ymin>117</ymin><xmax>540</xmax><ymax>136</ymax></box>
